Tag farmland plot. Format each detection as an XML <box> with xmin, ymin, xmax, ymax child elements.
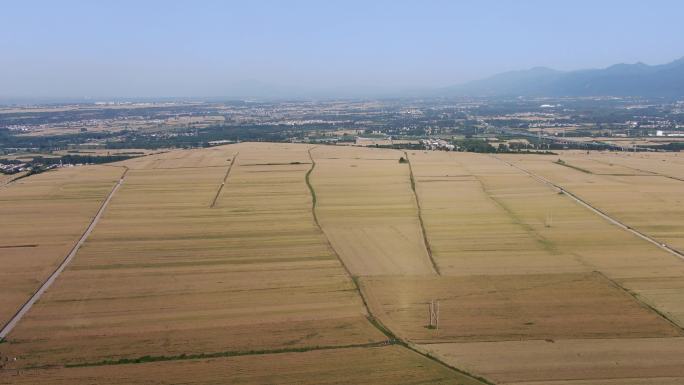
<box><xmin>402</xmin><ymin>150</ymin><xmax>684</xmax><ymax>382</ymax></box>
<box><xmin>420</xmin><ymin>337</ymin><xmax>684</xmax><ymax>384</ymax></box>
<box><xmin>0</xmin><ymin>166</ymin><xmax>123</xmax><ymax>328</ymax></box>
<box><xmin>1</xmin><ymin>345</ymin><xmax>482</xmax><ymax>385</ymax></box>
<box><xmin>361</xmin><ymin>272</ymin><xmax>681</xmax><ymax>343</ymax></box>
<box><xmin>5</xmin><ymin>143</ymin><xmax>684</xmax><ymax>385</ymax></box>
<box><xmin>473</xmin><ymin>155</ymin><xmax>684</xmax><ymax>325</ymax></box>
<box><xmin>501</xmin><ymin>153</ymin><xmax>684</xmax><ymax>253</ymax></box>
<box><xmin>1</xmin><ymin>143</ymin><xmax>384</xmax><ymax>367</ymax></box>
<box><xmin>122</xmin><ymin>146</ymin><xmax>235</xmax><ymax>169</ymax></box>
<box><xmin>585</xmin><ymin>151</ymin><xmax>684</xmax><ymax>180</ymax></box>
<box><xmin>407</xmin><ymin>151</ymin><xmax>585</xmax><ymax>275</ymax></box>
<box><xmin>311</xmin><ymin>146</ymin><xmax>436</xmax><ymax>276</ymax></box>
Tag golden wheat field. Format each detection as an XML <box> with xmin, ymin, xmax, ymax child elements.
<box><xmin>0</xmin><ymin>166</ymin><xmax>123</xmax><ymax>327</ymax></box>
<box><xmin>2</xmin><ymin>143</ymin><xmax>684</xmax><ymax>384</ymax></box>
<box><xmin>499</xmin><ymin>151</ymin><xmax>684</xmax><ymax>253</ymax></box>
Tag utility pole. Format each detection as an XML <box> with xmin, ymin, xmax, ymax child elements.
<box><xmin>538</xmin><ymin>128</ymin><xmax>542</xmax><ymax>149</ymax></box>
<box><xmin>428</xmin><ymin>300</ymin><xmax>440</xmax><ymax>330</ymax></box>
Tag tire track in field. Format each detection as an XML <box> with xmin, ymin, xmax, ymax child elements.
<box><xmin>491</xmin><ymin>155</ymin><xmax>684</xmax><ymax>260</ymax></box>
<box><xmin>209</xmin><ymin>152</ymin><xmax>239</xmax><ymax>208</ymax></box>
<box><xmin>403</xmin><ymin>151</ymin><xmax>441</xmax><ymax>275</ymax></box>
<box><xmin>306</xmin><ymin>147</ymin><xmax>491</xmax><ymax>385</ymax></box>
<box><xmin>0</xmin><ymin>167</ymin><xmax>128</xmax><ymax>340</ymax></box>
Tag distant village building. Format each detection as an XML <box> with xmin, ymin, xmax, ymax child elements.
<box><xmin>421</xmin><ymin>139</ymin><xmax>454</xmax><ymax>151</ymax></box>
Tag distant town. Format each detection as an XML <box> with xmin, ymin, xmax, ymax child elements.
<box><xmin>2</xmin><ymin>96</ymin><xmax>684</xmax><ymax>174</ymax></box>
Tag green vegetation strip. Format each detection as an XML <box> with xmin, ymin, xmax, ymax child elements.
<box><xmin>305</xmin><ymin>148</ymin><xmax>320</xmax><ymax>225</ymax></box>
<box><xmin>0</xmin><ymin>244</ymin><xmax>38</xmax><ymax>248</ymax></box>
<box><xmin>65</xmin><ymin>341</ymin><xmax>395</xmax><ymax>368</ymax></box>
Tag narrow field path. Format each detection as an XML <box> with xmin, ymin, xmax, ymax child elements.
<box><xmin>306</xmin><ymin>147</ymin><xmax>490</xmax><ymax>385</ymax></box>
<box><xmin>403</xmin><ymin>151</ymin><xmax>441</xmax><ymax>275</ymax></box>
<box><xmin>209</xmin><ymin>152</ymin><xmax>239</xmax><ymax>208</ymax></box>
<box><xmin>491</xmin><ymin>155</ymin><xmax>684</xmax><ymax>260</ymax></box>
<box><xmin>0</xmin><ymin>167</ymin><xmax>129</xmax><ymax>339</ymax></box>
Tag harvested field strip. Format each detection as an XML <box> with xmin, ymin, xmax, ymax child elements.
<box><xmin>596</xmin><ymin>270</ymin><xmax>684</xmax><ymax>333</ymax></box>
<box><xmin>306</xmin><ymin>147</ymin><xmax>489</xmax><ymax>384</ymax></box>
<box><xmin>590</xmin><ymin>157</ymin><xmax>684</xmax><ymax>182</ymax></box>
<box><xmin>311</xmin><ymin>146</ymin><xmax>436</xmax><ymax>276</ymax></box>
<box><xmin>3</xmin><ymin>345</ymin><xmax>487</xmax><ymax>385</ymax></box>
<box><xmin>209</xmin><ymin>152</ymin><xmax>238</xmax><ymax>208</ymax></box>
<box><xmin>359</xmin><ymin>273</ymin><xmax>681</xmax><ymax>344</ymax></box>
<box><xmin>0</xmin><ymin>167</ymin><xmax>128</xmax><ymax>339</ymax></box>
<box><xmin>69</xmin><ymin>255</ymin><xmax>335</xmax><ymax>270</ymax></box>
<box><xmin>307</xmin><ymin>148</ymin><xmax>393</xmax><ymax>338</ymax></box>
<box><xmin>420</xmin><ymin>337</ymin><xmax>684</xmax><ymax>384</ymax></box>
<box><xmin>146</xmin><ymin>165</ymin><xmax>230</xmax><ymax>170</ymax></box>
<box><xmin>66</xmin><ymin>340</ymin><xmax>393</xmax><ymax>368</ymax></box>
<box><xmin>476</xmin><ymin>176</ymin><xmax>559</xmax><ymax>255</ymax></box>
<box><xmin>404</xmin><ymin>152</ymin><xmax>579</xmax><ymax>276</ymax></box>
<box><xmin>0</xmin><ymin>172</ymin><xmax>27</xmax><ymax>188</ymax></box>
<box><xmin>556</xmin><ymin>157</ymin><xmax>656</xmax><ymax>177</ymax></box>
<box><xmin>241</xmin><ymin>162</ymin><xmax>312</xmax><ymax>166</ymax></box>
<box><xmin>405</xmin><ymin>151</ymin><xmax>441</xmax><ymax>275</ymax></box>
<box><xmin>0</xmin><ymin>165</ymin><xmax>126</xmax><ymax>328</ymax></box>
<box><xmin>2</xmin><ymin>144</ymin><xmax>389</xmax><ymax>368</ymax></box>
<box><xmin>492</xmin><ymin>155</ymin><xmax>684</xmax><ymax>260</ymax></box>
<box><xmin>554</xmin><ymin>160</ymin><xmax>592</xmax><ymax>174</ymax></box>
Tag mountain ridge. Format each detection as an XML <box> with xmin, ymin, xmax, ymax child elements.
<box><xmin>442</xmin><ymin>57</ymin><xmax>684</xmax><ymax>97</ymax></box>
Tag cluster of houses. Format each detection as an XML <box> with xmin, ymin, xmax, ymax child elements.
<box><xmin>655</xmin><ymin>130</ymin><xmax>684</xmax><ymax>137</ymax></box>
<box><xmin>0</xmin><ymin>162</ymin><xmax>30</xmax><ymax>174</ymax></box>
<box><xmin>0</xmin><ymin>162</ymin><xmax>61</xmax><ymax>175</ymax></box>
<box><xmin>421</xmin><ymin>139</ymin><xmax>455</xmax><ymax>151</ymax></box>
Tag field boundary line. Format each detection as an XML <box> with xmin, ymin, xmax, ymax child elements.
<box><xmin>0</xmin><ymin>166</ymin><xmax>129</xmax><ymax>340</ymax></box>
<box><xmin>552</xmin><ymin>159</ymin><xmax>593</xmax><ymax>174</ymax></box>
<box><xmin>491</xmin><ymin>155</ymin><xmax>684</xmax><ymax>260</ymax></box>
<box><xmin>0</xmin><ymin>172</ymin><xmax>30</xmax><ymax>189</ymax></box>
<box><xmin>306</xmin><ymin>147</ymin><xmax>491</xmax><ymax>385</ymax></box>
<box><xmin>56</xmin><ymin>337</ymin><xmax>492</xmax><ymax>385</ymax></box>
<box><xmin>209</xmin><ymin>152</ymin><xmax>239</xmax><ymax>208</ymax></box>
<box><xmin>468</xmin><ymin>166</ymin><xmax>560</xmax><ymax>256</ymax></box>
<box><xmin>306</xmin><ymin>148</ymin><xmax>381</xmax><ymax>321</ymax></box>
<box><xmin>594</xmin><ymin>270</ymin><xmax>684</xmax><ymax>334</ymax></box>
<box><xmin>306</xmin><ymin>148</ymin><xmax>392</xmax><ymax>336</ymax></box>
<box><xmin>407</xmin><ymin>342</ymin><xmax>495</xmax><ymax>385</ymax></box>
<box><xmin>403</xmin><ymin>151</ymin><xmax>441</xmax><ymax>275</ymax></box>
<box><xmin>590</xmin><ymin>157</ymin><xmax>684</xmax><ymax>182</ymax></box>
<box><xmin>63</xmin><ymin>341</ymin><xmax>394</xmax><ymax>368</ymax></box>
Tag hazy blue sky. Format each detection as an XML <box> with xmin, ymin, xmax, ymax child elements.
<box><xmin>1</xmin><ymin>0</ymin><xmax>683</xmax><ymax>98</ymax></box>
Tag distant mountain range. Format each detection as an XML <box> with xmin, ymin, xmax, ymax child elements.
<box><xmin>442</xmin><ymin>57</ymin><xmax>684</xmax><ymax>97</ymax></box>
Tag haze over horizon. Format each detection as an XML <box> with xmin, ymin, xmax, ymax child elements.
<box><xmin>2</xmin><ymin>0</ymin><xmax>684</xmax><ymax>99</ymax></box>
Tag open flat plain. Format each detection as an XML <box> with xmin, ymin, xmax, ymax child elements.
<box><xmin>2</xmin><ymin>143</ymin><xmax>684</xmax><ymax>384</ymax></box>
